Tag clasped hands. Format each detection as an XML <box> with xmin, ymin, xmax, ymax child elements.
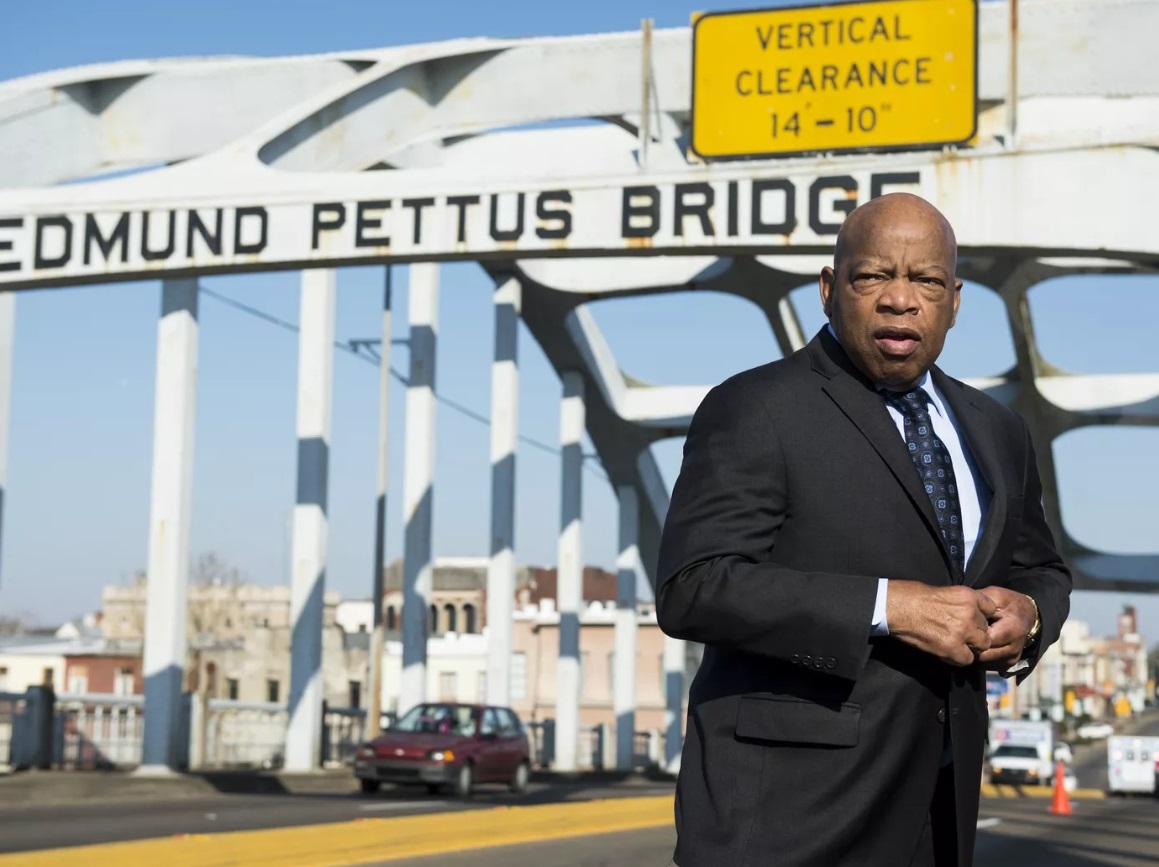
<box><xmin>886</xmin><ymin>580</ymin><xmax>1037</xmax><ymax>672</ymax></box>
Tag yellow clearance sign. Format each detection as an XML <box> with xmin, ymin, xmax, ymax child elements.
<box><xmin>691</xmin><ymin>0</ymin><xmax>977</xmax><ymax>159</ymax></box>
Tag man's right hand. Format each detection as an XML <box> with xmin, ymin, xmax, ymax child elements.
<box><xmin>886</xmin><ymin>580</ymin><xmax>997</xmax><ymax>666</ymax></box>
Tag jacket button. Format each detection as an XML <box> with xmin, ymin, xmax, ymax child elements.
<box><xmin>826</xmin><ymin>658</ymin><xmax>836</xmax><ymax>670</ymax></box>
<box><xmin>937</xmin><ymin>707</ymin><xmax>947</xmax><ymax>723</ymax></box>
<box><xmin>790</xmin><ymin>654</ymin><xmax>800</xmax><ymax>664</ymax></box>
<box><xmin>802</xmin><ymin>655</ymin><xmax>812</xmax><ymax>666</ymax></box>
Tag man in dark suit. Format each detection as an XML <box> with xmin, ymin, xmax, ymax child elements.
<box><xmin>656</xmin><ymin>193</ymin><xmax>1071</xmax><ymax>867</ymax></box>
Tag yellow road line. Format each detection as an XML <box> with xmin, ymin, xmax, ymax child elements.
<box><xmin>0</xmin><ymin>796</ymin><xmax>674</xmax><ymax>867</ymax></box>
<box><xmin>980</xmin><ymin>784</ymin><xmax>1105</xmax><ymax>800</ymax></box>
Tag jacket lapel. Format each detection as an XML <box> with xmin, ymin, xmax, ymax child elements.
<box><xmin>930</xmin><ymin>368</ymin><xmax>1009</xmax><ymax>586</ymax></box>
<box><xmin>809</xmin><ymin>331</ymin><xmax>954</xmax><ymax>577</ymax></box>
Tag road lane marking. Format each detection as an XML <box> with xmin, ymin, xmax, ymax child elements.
<box><xmin>976</xmin><ymin>818</ymin><xmax>1002</xmax><ymax>829</ymax></box>
<box><xmin>358</xmin><ymin>801</ymin><xmax>447</xmax><ymax>812</ymax></box>
<box><xmin>980</xmin><ymin>784</ymin><xmax>1105</xmax><ymax>800</ymax></box>
<box><xmin>0</xmin><ymin>795</ymin><xmax>675</xmax><ymax>867</ymax></box>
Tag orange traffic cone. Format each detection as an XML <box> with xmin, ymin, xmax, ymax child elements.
<box><xmin>1049</xmin><ymin>760</ymin><xmax>1072</xmax><ymax>816</ymax></box>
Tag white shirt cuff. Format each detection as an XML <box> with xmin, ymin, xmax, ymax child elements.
<box><xmin>870</xmin><ymin>578</ymin><xmax>889</xmax><ymax>637</ymax></box>
<box><xmin>1007</xmin><ymin>659</ymin><xmax>1030</xmax><ymax>673</ymax></box>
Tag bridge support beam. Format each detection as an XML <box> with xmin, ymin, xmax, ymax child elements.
<box><xmin>139</xmin><ymin>279</ymin><xmax>199</xmax><ymax>774</ymax></box>
<box><xmin>663</xmin><ymin>635</ymin><xmax>686</xmax><ymax>772</ymax></box>
<box><xmin>400</xmin><ymin>263</ymin><xmax>439</xmax><ymax>712</ymax></box>
<box><xmin>286</xmin><ymin>269</ymin><xmax>336</xmax><ymax>772</ymax></box>
<box><xmin>0</xmin><ymin>293</ymin><xmax>12</xmax><ymax>613</ymax></box>
<box><xmin>555</xmin><ymin>371</ymin><xmax>584</xmax><ymax>771</ymax></box>
<box><xmin>486</xmin><ymin>277</ymin><xmax>520</xmax><ymax>707</ymax></box>
<box><xmin>614</xmin><ymin>484</ymin><xmax>639</xmax><ymax>771</ymax></box>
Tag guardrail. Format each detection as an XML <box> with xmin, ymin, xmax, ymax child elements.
<box><xmin>190</xmin><ymin>699</ymin><xmax>393</xmax><ymax>770</ymax></box>
<box><xmin>526</xmin><ymin>720</ymin><xmax>664</xmax><ymax>771</ymax></box>
<box><xmin>54</xmin><ymin>693</ymin><xmax>145</xmax><ymax>769</ymax></box>
<box><xmin>4</xmin><ymin>688</ymin><xmax>666</xmax><ymax>774</ymax></box>
<box><xmin>0</xmin><ymin>691</ymin><xmax>22</xmax><ymax>767</ymax></box>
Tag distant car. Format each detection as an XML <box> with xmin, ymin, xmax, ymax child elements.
<box><xmin>989</xmin><ymin>743</ymin><xmax>1052</xmax><ymax>786</ymax></box>
<box><xmin>354</xmin><ymin>702</ymin><xmax>531</xmax><ymax>797</ymax></box>
<box><xmin>1077</xmin><ymin>722</ymin><xmax>1116</xmax><ymax>740</ymax></box>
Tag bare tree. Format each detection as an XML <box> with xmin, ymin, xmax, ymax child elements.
<box><xmin>186</xmin><ymin>552</ymin><xmax>246</xmax><ymax>695</ymax></box>
<box><xmin>191</xmin><ymin>552</ymin><xmax>242</xmax><ymax>588</ymax></box>
<box><xmin>0</xmin><ymin>610</ymin><xmax>38</xmax><ymax>636</ymax></box>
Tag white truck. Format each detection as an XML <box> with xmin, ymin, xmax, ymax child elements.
<box><xmin>1107</xmin><ymin>736</ymin><xmax>1159</xmax><ymax>795</ymax></box>
<box><xmin>988</xmin><ymin>719</ymin><xmax>1055</xmax><ymax>786</ymax></box>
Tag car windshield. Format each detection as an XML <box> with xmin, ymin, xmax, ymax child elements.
<box><xmin>993</xmin><ymin>745</ymin><xmax>1039</xmax><ymax>759</ymax></box>
<box><xmin>392</xmin><ymin>704</ymin><xmax>477</xmax><ymax>736</ymax></box>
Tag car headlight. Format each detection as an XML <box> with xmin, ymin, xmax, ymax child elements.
<box><xmin>428</xmin><ymin>750</ymin><xmax>455</xmax><ymax>762</ymax></box>
<box><xmin>1027</xmin><ymin>768</ymin><xmax>1038</xmax><ymax>776</ymax></box>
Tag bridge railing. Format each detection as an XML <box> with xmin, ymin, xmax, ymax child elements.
<box><xmin>190</xmin><ymin>699</ymin><xmax>392</xmax><ymax>770</ymax></box>
<box><xmin>0</xmin><ymin>691</ymin><xmax>22</xmax><ymax>767</ymax></box>
<box><xmin>53</xmin><ymin>693</ymin><xmax>145</xmax><ymax>769</ymax></box>
<box><xmin>526</xmin><ymin>720</ymin><xmax>664</xmax><ymax>771</ymax></box>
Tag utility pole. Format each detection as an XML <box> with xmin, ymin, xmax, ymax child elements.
<box><xmin>367</xmin><ymin>267</ymin><xmax>393</xmax><ymax>737</ymax></box>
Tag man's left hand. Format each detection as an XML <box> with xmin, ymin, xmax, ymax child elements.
<box><xmin>976</xmin><ymin>586</ymin><xmax>1036</xmax><ymax>672</ymax></box>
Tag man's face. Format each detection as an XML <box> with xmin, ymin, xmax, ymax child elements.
<box><xmin>819</xmin><ymin>198</ymin><xmax>962</xmax><ymax>391</ymax></box>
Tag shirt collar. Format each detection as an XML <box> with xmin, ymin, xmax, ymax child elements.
<box><xmin>825</xmin><ymin>323</ymin><xmax>946</xmax><ymax>418</ymax></box>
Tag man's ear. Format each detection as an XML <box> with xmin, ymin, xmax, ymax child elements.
<box><xmin>950</xmin><ymin>278</ymin><xmax>963</xmax><ymax>328</ymax></box>
<box><xmin>820</xmin><ymin>266</ymin><xmax>836</xmax><ymax>318</ymax></box>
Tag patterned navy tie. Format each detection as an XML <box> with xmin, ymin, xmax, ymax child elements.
<box><xmin>882</xmin><ymin>387</ymin><xmax>966</xmax><ymax>576</ymax></box>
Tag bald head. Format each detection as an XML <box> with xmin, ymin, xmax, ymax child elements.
<box><xmin>834</xmin><ymin>193</ymin><xmax>958</xmax><ymax>280</ymax></box>
<box><xmin>819</xmin><ymin>192</ymin><xmax>963</xmax><ymax>391</ymax></box>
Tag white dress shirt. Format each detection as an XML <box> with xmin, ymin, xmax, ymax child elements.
<box><xmin>870</xmin><ymin>368</ymin><xmax>987</xmax><ymax>634</ymax></box>
<box><xmin>822</xmin><ymin>326</ymin><xmax>987</xmax><ymax>634</ymax></box>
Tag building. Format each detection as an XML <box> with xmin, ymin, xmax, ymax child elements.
<box><xmin>996</xmin><ymin>607</ymin><xmax>1152</xmax><ymax>721</ymax></box>
<box><xmin>0</xmin><ymin>636</ymin><xmax>141</xmax><ymax>695</ymax></box>
<box><xmin>100</xmin><ymin>577</ymin><xmax>364</xmax><ymax>708</ymax></box>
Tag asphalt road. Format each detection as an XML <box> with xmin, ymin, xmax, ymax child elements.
<box><xmin>377</xmin><ymin>797</ymin><xmax>1159</xmax><ymax>867</ymax></box>
<box><xmin>1057</xmin><ymin>712</ymin><xmax>1159</xmax><ymax>793</ymax></box>
<box><xmin>2</xmin><ymin>713</ymin><xmax>1155</xmax><ymax>860</ymax></box>
<box><xmin>0</xmin><ymin>779</ymin><xmax>677</xmax><ymax>855</ymax></box>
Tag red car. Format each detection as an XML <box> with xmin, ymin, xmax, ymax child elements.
<box><xmin>354</xmin><ymin>702</ymin><xmax>531</xmax><ymax>797</ymax></box>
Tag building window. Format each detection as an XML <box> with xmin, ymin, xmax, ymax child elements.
<box><xmin>429</xmin><ymin>604</ymin><xmax>439</xmax><ymax>635</ymax></box>
<box><xmin>439</xmin><ymin>671</ymin><xmax>457</xmax><ymax>701</ymax></box>
<box><xmin>463</xmin><ymin>604</ymin><xmax>477</xmax><ymax>634</ymax></box>
<box><xmin>68</xmin><ymin>673</ymin><xmax>88</xmax><ymax>694</ymax></box>
<box><xmin>510</xmin><ymin>652</ymin><xmax>527</xmax><ymax>701</ymax></box>
<box><xmin>386</xmin><ymin>606</ymin><xmax>397</xmax><ymax>631</ymax></box>
<box><xmin>227</xmin><ymin>678</ymin><xmax>240</xmax><ymax>701</ymax></box>
<box><xmin>444</xmin><ymin>604</ymin><xmax>457</xmax><ymax>634</ymax></box>
<box><xmin>266</xmin><ymin>679</ymin><xmax>280</xmax><ymax>704</ymax></box>
<box><xmin>349</xmin><ymin>681</ymin><xmax>362</xmax><ymax>709</ymax></box>
<box><xmin>114</xmin><ymin>667</ymin><xmax>134</xmax><ymax>696</ymax></box>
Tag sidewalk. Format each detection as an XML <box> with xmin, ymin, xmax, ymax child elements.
<box><xmin>0</xmin><ymin>765</ymin><xmax>674</xmax><ymax>807</ymax></box>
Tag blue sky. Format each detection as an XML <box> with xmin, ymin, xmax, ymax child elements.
<box><xmin>0</xmin><ymin>0</ymin><xmax>1156</xmax><ymax>643</ymax></box>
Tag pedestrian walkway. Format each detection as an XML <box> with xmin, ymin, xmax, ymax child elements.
<box><xmin>0</xmin><ymin>795</ymin><xmax>673</xmax><ymax>867</ymax></box>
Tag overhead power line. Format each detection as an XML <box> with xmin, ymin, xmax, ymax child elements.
<box><xmin>198</xmin><ymin>286</ymin><xmax>610</xmax><ymax>482</ymax></box>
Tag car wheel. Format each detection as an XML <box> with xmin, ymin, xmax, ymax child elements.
<box><xmin>453</xmin><ymin>763</ymin><xmax>474</xmax><ymax>798</ymax></box>
<box><xmin>360</xmin><ymin>779</ymin><xmax>381</xmax><ymax>795</ymax></box>
<box><xmin>509</xmin><ymin>760</ymin><xmax>530</xmax><ymax>794</ymax></box>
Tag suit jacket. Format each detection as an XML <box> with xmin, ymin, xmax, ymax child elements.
<box><xmin>656</xmin><ymin>329</ymin><xmax>1071</xmax><ymax>867</ymax></box>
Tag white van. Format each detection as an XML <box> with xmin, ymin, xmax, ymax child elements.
<box><xmin>989</xmin><ymin>720</ymin><xmax>1054</xmax><ymax>786</ymax></box>
<box><xmin>1107</xmin><ymin>736</ymin><xmax>1159</xmax><ymax>795</ymax></box>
